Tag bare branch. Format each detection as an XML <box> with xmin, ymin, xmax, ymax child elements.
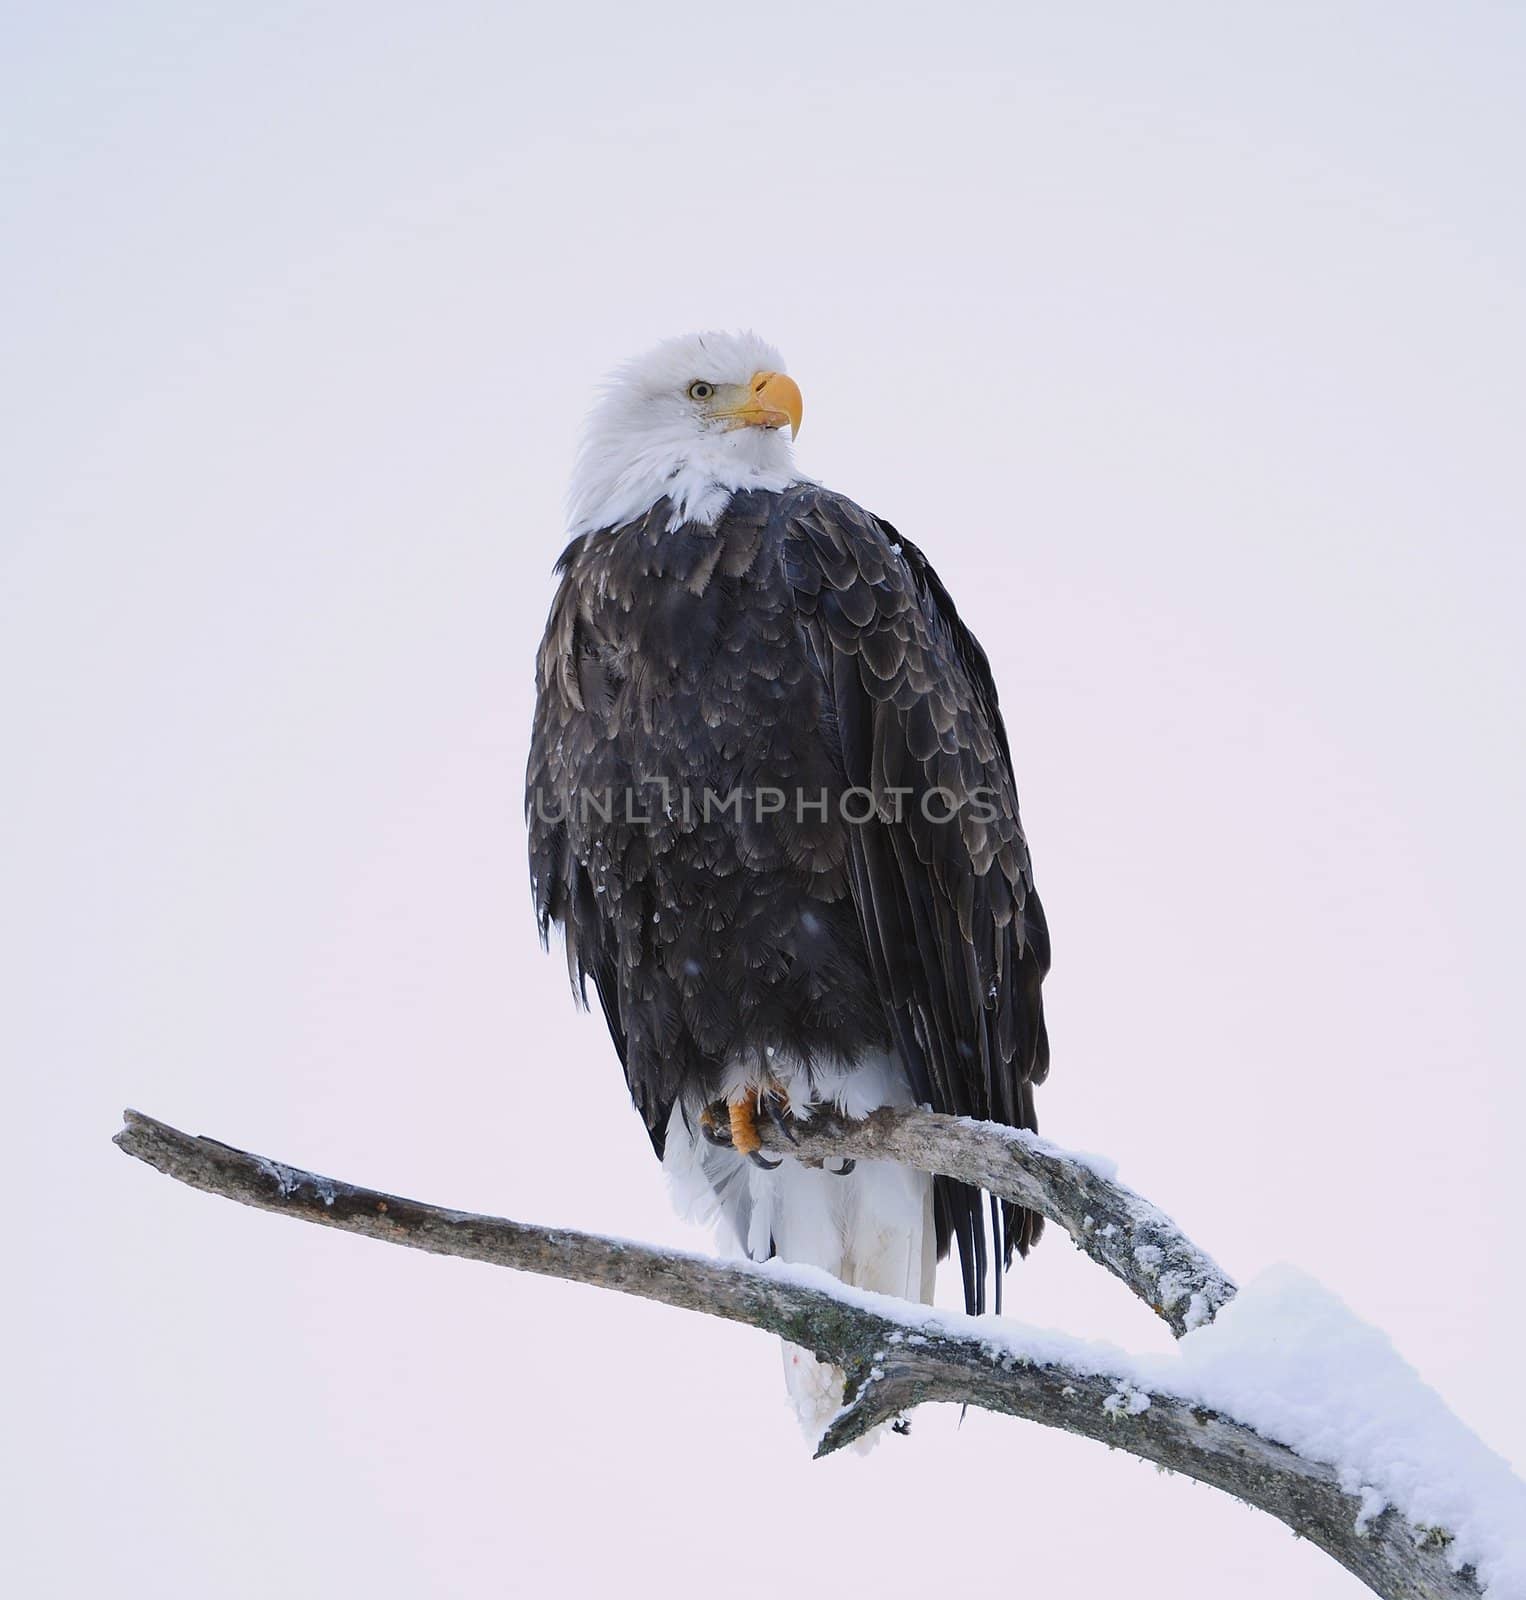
<box><xmin>759</xmin><ymin>1104</ymin><xmax>1236</xmax><ymax>1337</ymax></box>
<box><xmin>115</xmin><ymin>1108</ymin><xmax>1479</xmax><ymax>1600</ymax></box>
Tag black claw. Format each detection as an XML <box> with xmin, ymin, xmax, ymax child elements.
<box><xmin>828</xmin><ymin>1158</ymin><xmax>856</xmax><ymax>1177</ymax></box>
<box><xmin>700</xmin><ymin>1104</ymin><xmax>733</xmax><ymax>1148</ymax></box>
<box><xmin>748</xmin><ymin>1149</ymin><xmax>783</xmax><ymax>1170</ymax></box>
<box><xmin>763</xmin><ymin>1093</ymin><xmax>799</xmax><ymax>1146</ymax></box>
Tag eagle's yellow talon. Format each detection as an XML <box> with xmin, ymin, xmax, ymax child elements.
<box><xmin>728</xmin><ymin>1099</ymin><xmax>762</xmax><ymax>1155</ymax></box>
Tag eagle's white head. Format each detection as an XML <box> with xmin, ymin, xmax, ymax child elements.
<box><xmin>566</xmin><ymin>330</ymin><xmax>804</xmax><ymax>535</ymax></box>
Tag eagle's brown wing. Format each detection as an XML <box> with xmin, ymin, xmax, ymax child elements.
<box><xmin>777</xmin><ymin>486</ymin><xmax>1051</xmax><ymax>1313</ymax></box>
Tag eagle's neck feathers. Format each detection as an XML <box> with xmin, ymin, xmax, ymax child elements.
<box><xmin>567</xmin><ymin>416</ymin><xmax>800</xmax><ymax>537</ymax></box>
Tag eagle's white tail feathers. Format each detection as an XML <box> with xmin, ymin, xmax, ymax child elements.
<box><xmin>767</xmin><ymin>1155</ymin><xmax>936</xmax><ymax>1447</ymax></box>
<box><xmin>662</xmin><ymin>1052</ymin><xmax>936</xmax><ymax>1449</ymax></box>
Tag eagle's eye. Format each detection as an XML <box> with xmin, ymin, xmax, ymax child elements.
<box><xmin>687</xmin><ymin>381</ymin><xmax>715</xmax><ymax>402</ymax></box>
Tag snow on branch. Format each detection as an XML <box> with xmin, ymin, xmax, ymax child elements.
<box><xmin>758</xmin><ymin>1105</ymin><xmax>1236</xmax><ymax>1337</ymax></box>
<box><xmin>114</xmin><ymin>1109</ymin><xmax>1520</xmax><ymax>1600</ymax></box>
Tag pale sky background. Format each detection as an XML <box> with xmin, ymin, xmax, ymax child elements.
<box><xmin>5</xmin><ymin>3</ymin><xmax>1525</xmax><ymax>1596</ymax></box>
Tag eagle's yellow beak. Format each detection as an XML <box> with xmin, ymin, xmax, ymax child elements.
<box><xmin>720</xmin><ymin>370</ymin><xmax>803</xmax><ymax>439</ymax></box>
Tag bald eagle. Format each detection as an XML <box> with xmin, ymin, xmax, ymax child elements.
<box><xmin>528</xmin><ymin>332</ymin><xmax>1050</xmax><ymax>1434</ymax></box>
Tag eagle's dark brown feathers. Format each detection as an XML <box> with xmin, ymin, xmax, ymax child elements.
<box><xmin>527</xmin><ymin>483</ymin><xmax>1050</xmax><ymax>1315</ymax></box>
